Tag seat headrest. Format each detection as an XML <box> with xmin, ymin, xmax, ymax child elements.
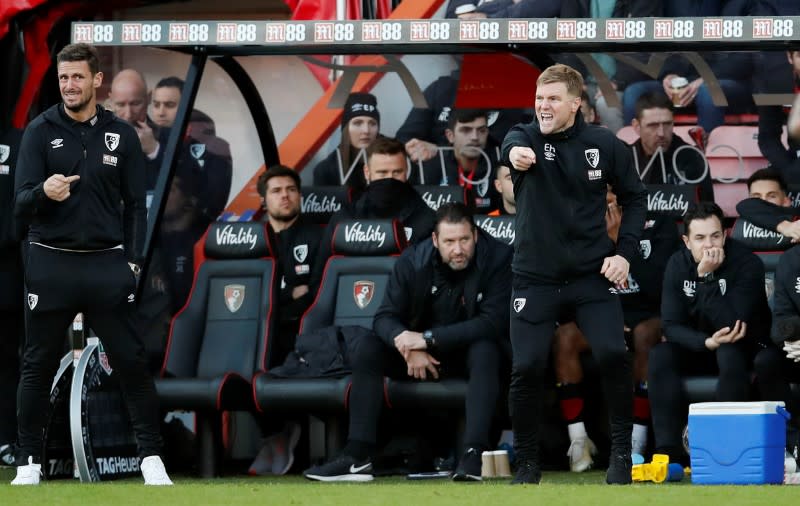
<box><xmin>301</xmin><ymin>186</ymin><xmax>350</xmax><ymax>223</ymax></box>
<box><xmin>731</xmin><ymin>219</ymin><xmax>792</xmax><ymax>251</ymax></box>
<box><xmin>474</xmin><ymin>214</ymin><xmax>515</xmax><ymax>245</ymax></box>
<box><xmin>204</xmin><ymin>222</ymin><xmax>271</xmax><ymax>259</ymax></box>
<box><xmin>416</xmin><ymin>185</ymin><xmax>468</xmax><ymax>211</ymax></box>
<box><xmin>645</xmin><ymin>184</ymin><xmax>698</xmax><ymax>218</ymax></box>
<box><xmin>331</xmin><ymin>219</ymin><xmax>406</xmax><ymax>256</ymax></box>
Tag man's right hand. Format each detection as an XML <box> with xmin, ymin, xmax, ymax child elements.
<box><xmin>405</xmin><ymin>351</ymin><xmax>440</xmax><ymax>380</ymax></box>
<box><xmin>509</xmin><ymin>146</ymin><xmax>536</xmax><ymax>171</ymax></box>
<box><xmin>43</xmin><ymin>174</ymin><xmax>80</xmax><ymax>201</ymax></box>
<box><xmin>136</xmin><ymin>120</ymin><xmax>158</xmax><ymax>157</ymax></box>
<box><xmin>706</xmin><ymin>320</ymin><xmax>747</xmax><ymax>350</ymax></box>
<box><xmin>405</xmin><ymin>138</ymin><xmax>439</xmax><ymax>163</ymax></box>
<box><xmin>777</xmin><ymin>220</ymin><xmax>800</xmax><ymax>243</ymax></box>
<box><xmin>697</xmin><ymin>247</ymin><xmax>725</xmax><ymax>278</ymax></box>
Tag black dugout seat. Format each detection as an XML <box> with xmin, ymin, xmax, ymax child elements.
<box><xmin>252</xmin><ymin>219</ymin><xmax>407</xmax><ymax>414</ymax></box>
<box><xmin>415</xmin><ymin>185</ymin><xmax>469</xmax><ymax>211</ymax></box>
<box><xmin>474</xmin><ymin>214</ymin><xmax>515</xmax><ymax>246</ymax></box>
<box><xmin>300</xmin><ymin>186</ymin><xmax>351</xmax><ymax>224</ymax></box>
<box><xmin>155</xmin><ymin>221</ymin><xmax>275</xmax><ymax>476</ymax></box>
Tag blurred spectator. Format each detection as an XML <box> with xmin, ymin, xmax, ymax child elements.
<box><xmin>313</xmin><ymin>93</ymin><xmax>380</xmax><ymax>197</ymax></box>
<box><xmin>418</xmin><ymin>109</ymin><xmax>495</xmax><ymax>210</ymax></box>
<box><xmin>622</xmin><ymin>0</ymin><xmax>755</xmax><ymax>133</ymax></box>
<box><xmin>447</xmin><ymin>0</ymin><xmax>561</xmax><ymax>19</ymax></box>
<box><xmin>581</xmin><ymin>91</ymin><xmax>597</xmax><ymax>125</ymax></box>
<box><xmin>758</xmin><ymin>51</ymin><xmax>800</xmax><ymax>183</ymax></box>
<box><xmin>151</xmin><ymin>76</ymin><xmax>184</xmax><ymax>129</ymax></box>
<box><xmin>560</xmin><ymin>0</ymin><xmax>663</xmax><ymax>134</ymax></box>
<box><xmin>109</xmin><ymin>69</ymin><xmax>160</xmax><ymax>162</ymax></box>
<box><xmin>554</xmin><ymin>188</ymin><xmax>680</xmax><ymax>471</ymax></box>
<box><xmin>488</xmin><ymin>164</ymin><xmax>515</xmax><ymax>216</ymax></box>
<box><xmin>736</xmin><ymin>168</ymin><xmax>800</xmax><ymax>240</ymax></box>
<box><xmin>309</xmin><ymin>136</ymin><xmax>436</xmax><ymax>292</ymax></box>
<box><xmin>303</xmin><ymin>202</ymin><xmax>512</xmax><ymax>482</ymax></box>
<box><xmin>630</xmin><ymin>93</ymin><xmax>714</xmax><ymax>202</ymax></box>
<box><xmin>0</xmin><ymin>126</ymin><xmax>23</xmax><ymax>465</ymax></box>
<box><xmin>396</xmin><ymin>62</ymin><xmax>529</xmax><ymax>163</ymax></box>
<box><xmin>649</xmin><ymin>202</ymin><xmax>770</xmax><ymax>465</ymax></box>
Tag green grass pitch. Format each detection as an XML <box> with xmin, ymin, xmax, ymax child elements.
<box><xmin>1</xmin><ymin>468</ymin><xmax>797</xmax><ymax>506</ymax></box>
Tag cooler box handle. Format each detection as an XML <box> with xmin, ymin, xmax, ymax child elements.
<box><xmin>777</xmin><ymin>405</ymin><xmax>792</xmax><ymax>421</ymax></box>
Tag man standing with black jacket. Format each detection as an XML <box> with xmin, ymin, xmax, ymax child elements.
<box><xmin>304</xmin><ymin>203</ymin><xmax>512</xmax><ymax>482</ymax></box>
<box><xmin>501</xmin><ymin>63</ymin><xmax>647</xmax><ymax>485</ymax></box>
<box><xmin>649</xmin><ymin>202</ymin><xmax>771</xmax><ymax>464</ymax></box>
<box><xmin>11</xmin><ymin>43</ymin><xmax>170</xmax><ymax>486</ymax></box>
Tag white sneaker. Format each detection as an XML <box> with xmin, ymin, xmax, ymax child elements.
<box><xmin>567</xmin><ymin>437</ymin><xmax>597</xmax><ymax>473</ymax></box>
<box><xmin>11</xmin><ymin>456</ymin><xmax>42</xmax><ymax>485</ymax></box>
<box><xmin>141</xmin><ymin>455</ymin><xmax>173</xmax><ymax>486</ymax></box>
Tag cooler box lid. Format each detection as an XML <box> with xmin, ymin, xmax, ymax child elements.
<box><xmin>689</xmin><ymin>401</ymin><xmax>785</xmax><ymax>415</ymax></box>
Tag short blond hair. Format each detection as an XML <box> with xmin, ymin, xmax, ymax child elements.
<box><xmin>536</xmin><ymin>64</ymin><xmax>584</xmax><ymax>97</ymax></box>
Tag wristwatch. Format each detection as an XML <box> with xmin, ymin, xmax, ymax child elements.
<box><xmin>423</xmin><ymin>330</ymin><xmax>436</xmax><ymax>350</ymax></box>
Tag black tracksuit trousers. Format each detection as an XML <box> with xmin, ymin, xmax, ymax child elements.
<box><xmin>509</xmin><ymin>273</ymin><xmax>633</xmax><ymax>464</ymax></box>
<box><xmin>347</xmin><ymin>334</ymin><xmax>501</xmax><ymax>451</ymax></box>
<box><xmin>17</xmin><ymin>244</ymin><xmax>163</xmax><ymax>463</ymax></box>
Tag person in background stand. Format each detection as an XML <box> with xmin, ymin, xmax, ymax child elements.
<box><xmin>488</xmin><ymin>164</ymin><xmax>515</xmax><ymax>216</ymax></box>
<box><xmin>11</xmin><ymin>43</ymin><xmax>171</xmax><ymax>486</ymax></box>
<box><xmin>0</xmin><ymin>126</ymin><xmax>23</xmax><ymax>466</ymax></box>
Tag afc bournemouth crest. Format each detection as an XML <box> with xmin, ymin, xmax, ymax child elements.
<box><xmin>585</xmin><ymin>148</ymin><xmax>599</xmax><ymax>168</ymax></box>
<box><xmin>190</xmin><ymin>143</ymin><xmax>206</xmax><ymax>167</ymax></box>
<box><xmin>104</xmin><ymin>132</ymin><xmax>120</xmax><ymax>152</ymax></box>
<box><xmin>639</xmin><ymin>240</ymin><xmax>652</xmax><ymax>260</ymax></box>
<box><xmin>224</xmin><ymin>284</ymin><xmax>245</xmax><ymax>313</ymax></box>
<box><xmin>353</xmin><ymin>280</ymin><xmax>375</xmax><ymax>309</ymax></box>
<box><xmin>0</xmin><ymin>144</ymin><xmax>9</xmax><ymax>163</ymax></box>
<box><xmin>293</xmin><ymin>244</ymin><xmax>308</xmax><ymax>263</ymax></box>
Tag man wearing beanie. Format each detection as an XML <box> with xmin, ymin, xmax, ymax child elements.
<box><xmin>313</xmin><ymin>92</ymin><xmax>381</xmax><ymax>196</ymax></box>
<box><xmin>309</xmin><ymin>136</ymin><xmax>436</xmax><ymax>292</ymax></box>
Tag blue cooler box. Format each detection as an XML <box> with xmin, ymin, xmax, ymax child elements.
<box><xmin>688</xmin><ymin>401</ymin><xmax>789</xmax><ymax>484</ymax></box>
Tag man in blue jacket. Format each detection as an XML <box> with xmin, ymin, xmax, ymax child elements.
<box><xmin>304</xmin><ymin>203</ymin><xmax>512</xmax><ymax>482</ymax></box>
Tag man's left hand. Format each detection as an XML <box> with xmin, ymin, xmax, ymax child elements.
<box><xmin>601</xmin><ymin>254</ymin><xmax>630</xmax><ymax>288</ymax></box>
<box><xmin>394</xmin><ymin>330</ymin><xmax>426</xmax><ymax>358</ymax></box>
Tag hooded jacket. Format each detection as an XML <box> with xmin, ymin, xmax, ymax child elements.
<box><xmin>14</xmin><ymin>104</ymin><xmax>146</xmax><ymax>264</ymax></box>
<box><xmin>501</xmin><ymin>112</ymin><xmax>647</xmax><ymax>282</ymax></box>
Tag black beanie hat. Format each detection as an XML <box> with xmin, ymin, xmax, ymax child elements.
<box><xmin>342</xmin><ymin>92</ymin><xmax>380</xmax><ymax>127</ymax></box>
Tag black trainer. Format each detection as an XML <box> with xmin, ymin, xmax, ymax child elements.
<box><xmin>510</xmin><ymin>460</ymin><xmax>541</xmax><ymax>485</ymax></box>
<box><xmin>452</xmin><ymin>448</ymin><xmax>482</xmax><ymax>482</ymax></box>
<box><xmin>303</xmin><ymin>455</ymin><xmax>374</xmax><ymax>482</ymax></box>
<box><xmin>606</xmin><ymin>447</ymin><xmax>632</xmax><ymax>485</ymax></box>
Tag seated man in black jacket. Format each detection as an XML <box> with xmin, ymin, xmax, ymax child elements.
<box><xmin>736</xmin><ymin>168</ymin><xmax>800</xmax><ymax>242</ymax></box>
<box><xmin>304</xmin><ymin>203</ymin><xmax>512</xmax><ymax>482</ymax></box>
<box><xmin>649</xmin><ymin>202</ymin><xmax>771</xmax><ymax>464</ymax></box>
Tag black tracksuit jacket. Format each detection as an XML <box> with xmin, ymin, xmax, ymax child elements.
<box><xmin>500</xmin><ymin>112</ymin><xmax>647</xmax><ymax>282</ymax></box>
<box><xmin>373</xmin><ymin>228</ymin><xmax>512</xmax><ymax>353</ymax></box>
<box><xmin>661</xmin><ymin>239</ymin><xmax>772</xmax><ymax>352</ymax></box>
<box><xmin>14</xmin><ymin>104</ymin><xmax>146</xmax><ymax>263</ymax></box>
<box><xmin>771</xmin><ymin>245</ymin><xmax>800</xmax><ymax>344</ymax></box>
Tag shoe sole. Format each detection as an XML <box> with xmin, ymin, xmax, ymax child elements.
<box><xmin>274</xmin><ymin>423</ymin><xmax>302</xmax><ymax>476</ymax></box>
<box><xmin>452</xmin><ymin>473</ymin><xmax>482</xmax><ymax>482</ymax></box>
<box><xmin>304</xmin><ymin>473</ymin><xmax>374</xmax><ymax>482</ymax></box>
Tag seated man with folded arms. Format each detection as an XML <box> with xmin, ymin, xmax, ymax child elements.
<box><xmin>649</xmin><ymin>202</ymin><xmax>771</xmax><ymax>464</ymax></box>
<box><xmin>304</xmin><ymin>203</ymin><xmax>512</xmax><ymax>482</ymax></box>
<box><xmin>736</xmin><ymin>168</ymin><xmax>800</xmax><ymax>242</ymax></box>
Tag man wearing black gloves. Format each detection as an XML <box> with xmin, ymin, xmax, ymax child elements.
<box><xmin>502</xmin><ymin>63</ymin><xmax>647</xmax><ymax>485</ymax></box>
<box><xmin>310</xmin><ymin>136</ymin><xmax>436</xmax><ymax>291</ymax></box>
<box><xmin>12</xmin><ymin>43</ymin><xmax>170</xmax><ymax>486</ymax></box>
<box><xmin>649</xmin><ymin>202</ymin><xmax>771</xmax><ymax>464</ymax></box>
<box><xmin>754</xmin><ymin>244</ymin><xmax>800</xmax><ymax>457</ymax></box>
<box><xmin>304</xmin><ymin>203</ymin><xmax>512</xmax><ymax>482</ymax></box>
